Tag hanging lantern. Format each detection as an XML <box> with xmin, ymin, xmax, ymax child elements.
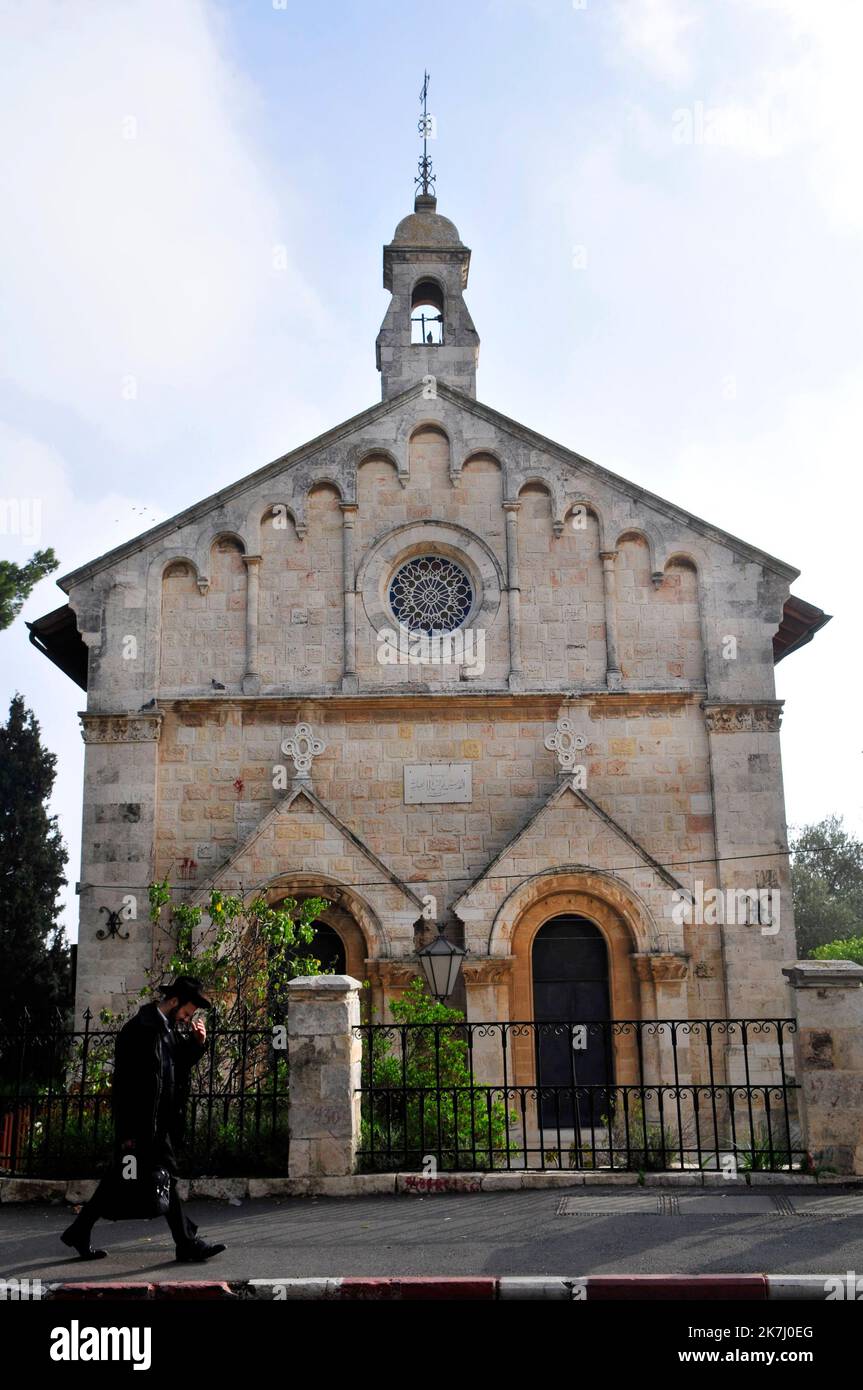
<box><xmin>417</xmin><ymin>927</ymin><xmax>466</xmax><ymax>1002</ymax></box>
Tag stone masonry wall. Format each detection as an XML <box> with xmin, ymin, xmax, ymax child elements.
<box><xmin>64</xmin><ymin>386</ymin><xmax>799</xmax><ymax>1031</ymax></box>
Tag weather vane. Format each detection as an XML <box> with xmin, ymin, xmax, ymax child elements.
<box><xmin>415</xmin><ymin>70</ymin><xmax>435</xmax><ymax>199</ymax></box>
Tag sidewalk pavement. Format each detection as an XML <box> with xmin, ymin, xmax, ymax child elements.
<box><xmin>3</xmin><ymin>1185</ymin><xmax>863</xmax><ymax>1288</ymax></box>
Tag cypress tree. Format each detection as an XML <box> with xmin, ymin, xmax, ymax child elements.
<box><xmin>0</xmin><ymin>694</ymin><xmax>70</xmax><ymax>1030</ymax></box>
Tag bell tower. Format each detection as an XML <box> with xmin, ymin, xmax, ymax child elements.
<box><xmin>376</xmin><ymin>74</ymin><xmax>480</xmax><ymax>400</ymax></box>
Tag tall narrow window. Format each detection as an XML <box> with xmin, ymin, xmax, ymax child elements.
<box><xmin>411</xmin><ymin>280</ymin><xmax>444</xmax><ymax>344</ymax></box>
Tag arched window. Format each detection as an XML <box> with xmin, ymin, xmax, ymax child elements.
<box><xmin>411</xmin><ymin>280</ymin><xmax>444</xmax><ymax>344</ymax></box>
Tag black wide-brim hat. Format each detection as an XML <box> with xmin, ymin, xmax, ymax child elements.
<box><xmin>157</xmin><ymin>975</ymin><xmax>212</xmax><ymax>1010</ymax></box>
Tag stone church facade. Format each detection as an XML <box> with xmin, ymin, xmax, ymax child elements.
<box><xmin>32</xmin><ymin>187</ymin><xmax>828</xmax><ymax>1063</ymax></box>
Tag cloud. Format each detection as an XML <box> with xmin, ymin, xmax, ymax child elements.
<box><xmin>0</xmin><ymin>418</ymin><xmax>169</xmax><ymax>940</ymax></box>
<box><xmin>0</xmin><ymin>422</ymin><xmax>167</xmax><ymax>574</ymax></box>
<box><xmin>668</xmin><ymin>363</ymin><xmax>863</xmax><ymax>837</ymax></box>
<box><xmin>0</xmin><ymin>0</ymin><xmax>328</xmax><ymax>453</ymax></box>
<box><xmin>611</xmin><ymin>0</ymin><xmax>863</xmax><ymax>225</ymax></box>
<box><xmin>668</xmin><ymin>366</ymin><xmax>862</xmax><ymax>582</ymax></box>
<box><xmin>738</xmin><ymin>0</ymin><xmax>863</xmax><ymax>231</ymax></box>
<box><xmin>610</xmin><ymin>0</ymin><xmax>697</xmax><ymax>85</ymax></box>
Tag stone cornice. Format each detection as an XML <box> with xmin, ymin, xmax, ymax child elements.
<box><xmin>79</xmin><ymin>712</ymin><xmax>163</xmax><ymax>744</ymax></box>
<box><xmin>153</xmin><ymin>691</ymin><xmax>706</xmax><ymax>719</ymax></box>
<box><xmin>702</xmin><ymin>700</ymin><xmax>784</xmax><ymax>733</ymax></box>
<box><xmin>587</xmin><ymin>692</ymin><xmax>700</xmax><ymax>718</ymax></box>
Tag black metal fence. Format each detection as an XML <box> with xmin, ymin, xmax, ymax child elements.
<box><xmin>355</xmin><ymin>1018</ymin><xmax>804</xmax><ymax>1174</ymax></box>
<box><xmin>0</xmin><ymin>1010</ymin><xmax>289</xmax><ymax>1178</ymax></box>
<box><xmin>1</xmin><ymin>1012</ymin><xmax>805</xmax><ymax>1178</ymax></box>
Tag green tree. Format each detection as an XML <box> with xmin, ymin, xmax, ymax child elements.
<box><xmin>143</xmin><ymin>880</ymin><xmax>329</xmax><ymax>1027</ymax></box>
<box><xmin>811</xmin><ymin>935</ymin><xmax>863</xmax><ymax>967</ymax></box>
<box><xmin>0</xmin><ymin>694</ymin><xmax>70</xmax><ymax>1029</ymax></box>
<box><xmin>70</xmin><ymin>885</ymin><xmax>332</xmax><ymax>1175</ymax></box>
<box><xmin>0</xmin><ymin>548</ymin><xmax>58</xmax><ymax>630</ymax></box>
<box><xmin>790</xmin><ymin>816</ymin><xmax>863</xmax><ymax>956</ymax></box>
<box><xmin>359</xmin><ymin>977</ymin><xmax>518</xmax><ymax>1172</ymax></box>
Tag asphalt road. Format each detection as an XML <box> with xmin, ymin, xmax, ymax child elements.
<box><xmin>2</xmin><ymin>1185</ymin><xmax>863</xmax><ymax>1284</ymax></box>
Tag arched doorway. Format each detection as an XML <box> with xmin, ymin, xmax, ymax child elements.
<box><xmin>532</xmin><ymin>915</ymin><xmax>614</xmax><ymax>1128</ymax></box>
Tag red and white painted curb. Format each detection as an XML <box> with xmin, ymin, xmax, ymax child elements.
<box><xmin>38</xmin><ymin>1275</ymin><xmax>842</xmax><ymax>1300</ymax></box>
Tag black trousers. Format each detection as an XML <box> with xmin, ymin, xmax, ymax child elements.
<box><xmin>69</xmin><ymin>1144</ymin><xmax>198</xmax><ymax>1249</ymax></box>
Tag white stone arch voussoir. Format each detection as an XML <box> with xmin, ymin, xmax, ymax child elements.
<box><xmin>460</xmin><ymin>445</ymin><xmax>506</xmax><ymax>482</ymax></box>
<box><xmin>351</xmin><ymin>440</ymin><xmax>407</xmax><ymax>489</ymax></box>
<box><xmin>514</xmin><ymin>475</ymin><xmax>567</xmax><ymax>535</ymax></box>
<box><xmin>189</xmin><ymin>521</ymin><xmax>250</xmax><ymax>593</ymax></box>
<box><xmin>395</xmin><ymin>404</ymin><xmax>465</xmax><ymax>483</ymax></box>
<box><xmin>659</xmin><ymin>545</ymin><xmax>703</xmax><ymax>576</ymax></box>
<box><xmin>613</xmin><ymin>522</ymin><xmax>664</xmax><ymax>582</ymax></box>
<box><xmin>244</xmin><ymin>496</ymin><xmax>307</xmax><ymax>547</ymax></box>
<box><xmin>304</xmin><ymin>473</ymin><xmax>346</xmax><ymax>504</ymax></box>
<box><xmin>485</xmin><ymin>865</ymin><xmax>659</xmax><ymax>959</ymax></box>
<box><xmin>560</xmin><ymin>493</ymin><xmax>610</xmax><ymax>549</ymax></box>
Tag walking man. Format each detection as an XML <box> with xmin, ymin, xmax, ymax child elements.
<box><xmin>61</xmin><ymin>976</ymin><xmax>227</xmax><ymax>1263</ymax></box>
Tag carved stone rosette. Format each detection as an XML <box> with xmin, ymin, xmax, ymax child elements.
<box><xmin>702</xmin><ymin>702</ymin><xmax>783</xmax><ymax>733</ymax></box>
<box><xmin>79</xmin><ymin>713</ymin><xmax>163</xmax><ymax>744</ymax></box>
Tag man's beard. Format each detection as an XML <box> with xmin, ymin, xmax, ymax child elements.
<box><xmin>166</xmin><ymin>1003</ymin><xmax>191</xmax><ymax>1032</ymax></box>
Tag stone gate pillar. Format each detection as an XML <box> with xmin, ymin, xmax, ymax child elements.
<box><xmin>287</xmin><ymin>974</ymin><xmax>363</xmax><ymax>1179</ymax></box>
<box><xmin>782</xmin><ymin>960</ymin><xmax>863</xmax><ymax>1176</ymax></box>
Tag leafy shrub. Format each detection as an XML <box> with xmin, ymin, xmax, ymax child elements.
<box><xmin>359</xmin><ymin>979</ymin><xmax>519</xmax><ymax>1172</ymax></box>
<box><xmin>811</xmin><ymin>935</ymin><xmax>863</xmax><ymax>966</ymax></box>
<box><xmin>736</xmin><ymin>1123</ymin><xmax>796</xmax><ymax>1173</ymax></box>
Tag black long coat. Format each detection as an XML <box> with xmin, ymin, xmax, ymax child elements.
<box><xmin>111</xmin><ymin>1001</ymin><xmax>207</xmax><ymax>1173</ymax></box>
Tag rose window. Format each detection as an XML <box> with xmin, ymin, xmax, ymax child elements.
<box><xmin>388</xmin><ymin>555</ymin><xmax>474</xmax><ymax>635</ymax></box>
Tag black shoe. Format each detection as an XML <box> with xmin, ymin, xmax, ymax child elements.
<box><xmin>61</xmin><ymin>1225</ymin><xmax>108</xmax><ymax>1260</ymax></box>
<box><xmin>175</xmin><ymin>1239</ymin><xmax>226</xmax><ymax>1264</ymax></box>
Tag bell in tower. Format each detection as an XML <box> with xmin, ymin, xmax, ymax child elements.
<box><xmin>375</xmin><ymin>75</ymin><xmax>480</xmax><ymax>400</ymax></box>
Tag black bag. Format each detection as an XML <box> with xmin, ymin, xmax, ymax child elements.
<box><xmin>99</xmin><ymin>1152</ymin><xmax>171</xmax><ymax>1221</ymax></box>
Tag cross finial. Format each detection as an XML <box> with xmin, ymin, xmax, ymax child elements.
<box><xmin>415</xmin><ymin>70</ymin><xmax>436</xmax><ymax>202</ymax></box>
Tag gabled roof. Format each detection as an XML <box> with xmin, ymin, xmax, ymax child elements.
<box><xmin>55</xmin><ymin>380</ymin><xmax>803</xmax><ymax>592</ymax></box>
